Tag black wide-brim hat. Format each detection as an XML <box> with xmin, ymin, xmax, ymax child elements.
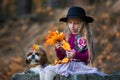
<box><xmin>59</xmin><ymin>6</ymin><xmax>94</xmax><ymax>23</ymax></box>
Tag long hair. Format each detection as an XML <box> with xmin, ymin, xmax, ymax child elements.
<box><xmin>63</xmin><ymin>20</ymin><xmax>94</xmax><ymax>65</ymax></box>
<box><xmin>83</xmin><ymin>22</ymin><xmax>95</xmax><ymax>66</ymax></box>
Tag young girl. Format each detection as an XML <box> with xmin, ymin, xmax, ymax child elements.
<box><xmin>40</xmin><ymin>6</ymin><xmax>106</xmax><ymax>80</ymax></box>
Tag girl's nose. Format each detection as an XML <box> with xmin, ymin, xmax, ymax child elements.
<box><xmin>71</xmin><ymin>23</ymin><xmax>75</xmax><ymax>28</ymax></box>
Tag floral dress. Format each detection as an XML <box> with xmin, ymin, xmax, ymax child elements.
<box><xmin>42</xmin><ymin>34</ymin><xmax>106</xmax><ymax>77</ymax></box>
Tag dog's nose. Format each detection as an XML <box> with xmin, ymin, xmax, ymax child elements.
<box><xmin>31</xmin><ymin>55</ymin><xmax>35</xmax><ymax>59</ymax></box>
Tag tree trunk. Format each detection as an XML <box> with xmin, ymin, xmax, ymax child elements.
<box><xmin>16</xmin><ymin>0</ymin><xmax>32</xmax><ymax>16</ymax></box>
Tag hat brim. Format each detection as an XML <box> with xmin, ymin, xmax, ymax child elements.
<box><xmin>59</xmin><ymin>16</ymin><xmax>94</xmax><ymax>23</ymax></box>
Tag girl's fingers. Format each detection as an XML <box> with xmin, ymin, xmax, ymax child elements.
<box><xmin>66</xmin><ymin>51</ymin><xmax>75</xmax><ymax>58</ymax></box>
<box><xmin>55</xmin><ymin>42</ymin><xmax>62</xmax><ymax>49</ymax></box>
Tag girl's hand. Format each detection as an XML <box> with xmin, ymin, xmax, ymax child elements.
<box><xmin>55</xmin><ymin>41</ymin><xmax>62</xmax><ymax>49</ymax></box>
<box><xmin>66</xmin><ymin>51</ymin><xmax>75</xmax><ymax>58</ymax></box>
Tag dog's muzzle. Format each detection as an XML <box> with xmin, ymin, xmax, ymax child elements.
<box><xmin>31</xmin><ymin>55</ymin><xmax>35</xmax><ymax>59</ymax></box>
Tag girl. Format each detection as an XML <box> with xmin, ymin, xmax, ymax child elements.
<box><xmin>40</xmin><ymin>6</ymin><xmax>106</xmax><ymax>80</ymax></box>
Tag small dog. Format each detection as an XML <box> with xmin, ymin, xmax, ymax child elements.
<box><xmin>25</xmin><ymin>44</ymin><xmax>48</xmax><ymax>74</ymax></box>
<box><xmin>12</xmin><ymin>44</ymin><xmax>48</xmax><ymax>77</ymax></box>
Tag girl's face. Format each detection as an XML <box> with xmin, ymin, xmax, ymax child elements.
<box><xmin>67</xmin><ymin>18</ymin><xmax>83</xmax><ymax>34</ymax></box>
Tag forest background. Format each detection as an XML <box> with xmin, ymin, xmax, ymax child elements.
<box><xmin>0</xmin><ymin>0</ymin><xmax>120</xmax><ymax>80</ymax></box>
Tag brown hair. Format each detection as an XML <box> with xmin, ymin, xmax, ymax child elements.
<box><xmin>84</xmin><ymin>22</ymin><xmax>94</xmax><ymax>66</ymax></box>
<box><xmin>39</xmin><ymin>46</ymin><xmax>48</xmax><ymax>67</ymax></box>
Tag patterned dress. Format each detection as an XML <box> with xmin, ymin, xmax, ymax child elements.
<box><xmin>42</xmin><ymin>34</ymin><xmax>106</xmax><ymax>77</ymax></box>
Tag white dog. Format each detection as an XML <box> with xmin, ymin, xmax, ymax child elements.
<box><xmin>25</xmin><ymin>45</ymin><xmax>48</xmax><ymax>74</ymax></box>
<box><xmin>12</xmin><ymin>45</ymin><xmax>48</xmax><ymax>77</ymax></box>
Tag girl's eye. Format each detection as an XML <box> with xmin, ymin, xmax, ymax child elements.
<box><xmin>68</xmin><ymin>21</ymin><xmax>72</xmax><ymax>24</ymax></box>
<box><xmin>74</xmin><ymin>22</ymin><xmax>79</xmax><ymax>25</ymax></box>
<box><xmin>68</xmin><ymin>21</ymin><xmax>79</xmax><ymax>25</ymax></box>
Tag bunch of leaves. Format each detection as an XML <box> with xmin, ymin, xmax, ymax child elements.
<box><xmin>45</xmin><ymin>30</ymin><xmax>71</xmax><ymax>50</ymax></box>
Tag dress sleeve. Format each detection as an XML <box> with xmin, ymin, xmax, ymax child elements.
<box><xmin>74</xmin><ymin>50</ymin><xmax>89</xmax><ymax>64</ymax></box>
<box><xmin>55</xmin><ymin>47</ymin><xmax>66</xmax><ymax>60</ymax></box>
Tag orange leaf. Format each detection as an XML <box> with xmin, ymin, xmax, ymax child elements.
<box><xmin>45</xmin><ymin>30</ymin><xmax>65</xmax><ymax>45</ymax></box>
<box><xmin>61</xmin><ymin>57</ymin><xmax>69</xmax><ymax>63</ymax></box>
<box><xmin>45</xmin><ymin>39</ymin><xmax>55</xmax><ymax>45</ymax></box>
<box><xmin>62</xmin><ymin>40</ymin><xmax>71</xmax><ymax>51</ymax></box>
<box><xmin>32</xmin><ymin>44</ymin><xmax>39</xmax><ymax>51</ymax></box>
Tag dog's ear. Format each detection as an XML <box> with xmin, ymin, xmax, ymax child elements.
<box><xmin>26</xmin><ymin>58</ymin><xmax>30</xmax><ymax>64</ymax></box>
<box><xmin>39</xmin><ymin>46</ymin><xmax>46</xmax><ymax>55</ymax></box>
<box><xmin>39</xmin><ymin>47</ymin><xmax>48</xmax><ymax>67</ymax></box>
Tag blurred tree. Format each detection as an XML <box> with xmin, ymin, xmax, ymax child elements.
<box><xmin>47</xmin><ymin>0</ymin><xmax>52</xmax><ymax>7</ymax></box>
<box><xmin>89</xmin><ymin>0</ymin><xmax>97</xmax><ymax>5</ymax></box>
<box><xmin>16</xmin><ymin>0</ymin><xmax>32</xmax><ymax>16</ymax></box>
<box><xmin>0</xmin><ymin>0</ymin><xmax>4</xmax><ymax>22</ymax></box>
<box><xmin>47</xmin><ymin>0</ymin><xmax>68</xmax><ymax>8</ymax></box>
<box><xmin>2</xmin><ymin>0</ymin><xmax>9</xmax><ymax>17</ymax></box>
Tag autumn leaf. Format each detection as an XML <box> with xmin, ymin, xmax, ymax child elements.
<box><xmin>45</xmin><ymin>39</ymin><xmax>55</xmax><ymax>45</ymax></box>
<box><xmin>62</xmin><ymin>40</ymin><xmax>71</xmax><ymax>51</ymax></box>
<box><xmin>45</xmin><ymin>30</ymin><xmax>65</xmax><ymax>44</ymax></box>
<box><xmin>45</xmin><ymin>30</ymin><xmax>71</xmax><ymax>51</ymax></box>
<box><xmin>61</xmin><ymin>57</ymin><xmax>69</xmax><ymax>63</ymax></box>
<box><xmin>57</xmin><ymin>32</ymin><xmax>65</xmax><ymax>40</ymax></box>
<box><xmin>32</xmin><ymin>44</ymin><xmax>39</xmax><ymax>51</ymax></box>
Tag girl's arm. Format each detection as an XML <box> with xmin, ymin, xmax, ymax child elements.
<box><xmin>74</xmin><ymin>50</ymin><xmax>89</xmax><ymax>64</ymax></box>
<box><xmin>55</xmin><ymin>47</ymin><xmax>66</xmax><ymax>60</ymax></box>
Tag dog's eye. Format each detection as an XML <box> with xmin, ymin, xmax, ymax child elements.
<box><xmin>27</xmin><ymin>52</ymin><xmax>32</xmax><ymax>56</ymax></box>
<box><xmin>35</xmin><ymin>52</ymin><xmax>39</xmax><ymax>56</ymax></box>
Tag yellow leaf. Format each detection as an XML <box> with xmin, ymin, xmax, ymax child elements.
<box><xmin>62</xmin><ymin>40</ymin><xmax>71</xmax><ymax>51</ymax></box>
<box><xmin>61</xmin><ymin>57</ymin><xmax>69</xmax><ymax>63</ymax></box>
<box><xmin>32</xmin><ymin>44</ymin><xmax>39</xmax><ymax>51</ymax></box>
<box><xmin>45</xmin><ymin>39</ymin><xmax>55</xmax><ymax>45</ymax></box>
<box><xmin>45</xmin><ymin>30</ymin><xmax>65</xmax><ymax>45</ymax></box>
